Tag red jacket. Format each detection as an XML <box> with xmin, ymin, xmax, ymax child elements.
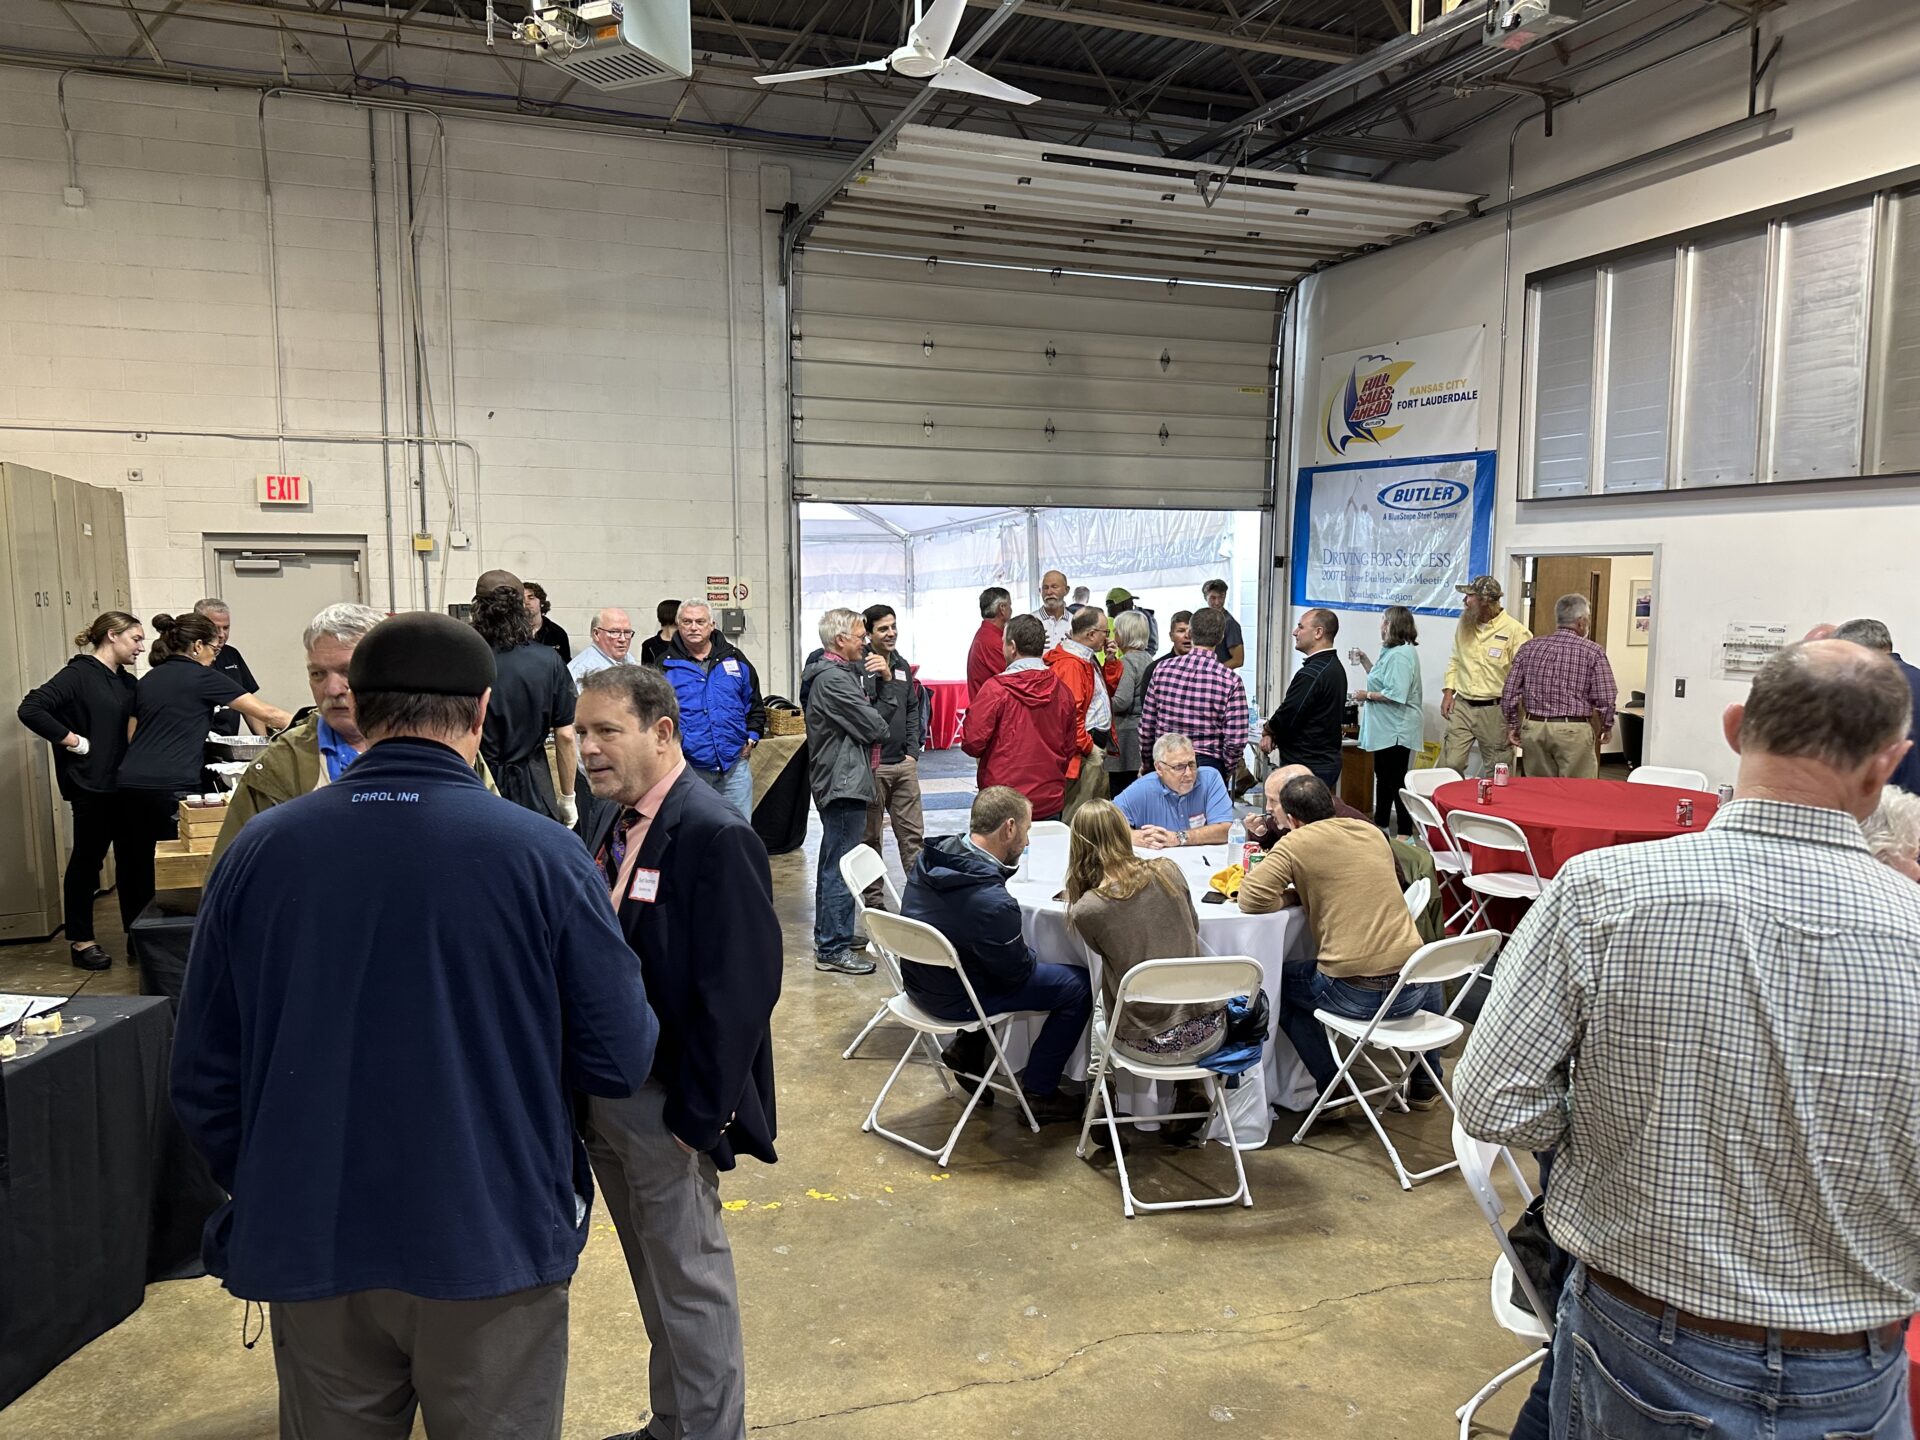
<box><xmin>966</xmin><ymin>620</ymin><xmax>1006</xmax><ymax>702</ymax></box>
<box><xmin>1043</xmin><ymin>644</ymin><xmax>1125</xmax><ymax>779</ymax></box>
<box><xmin>961</xmin><ymin>665</ymin><xmax>1077</xmax><ymax>819</ymax></box>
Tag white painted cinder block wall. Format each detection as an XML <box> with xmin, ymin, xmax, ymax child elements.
<box><xmin>1287</xmin><ymin>0</ymin><xmax>1920</xmax><ymax>786</ymax></box>
<box><xmin>0</xmin><ymin>72</ymin><xmax>826</xmax><ymax>693</ymax></box>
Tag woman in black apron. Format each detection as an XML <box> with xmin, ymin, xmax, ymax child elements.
<box><xmin>116</xmin><ymin>611</ymin><xmax>294</xmax><ymax>922</ymax></box>
<box><xmin>470</xmin><ymin>571</ymin><xmax>578</xmax><ymax>824</ymax></box>
<box><xmin>15</xmin><ymin>611</ymin><xmax>144</xmax><ymax>968</ymax></box>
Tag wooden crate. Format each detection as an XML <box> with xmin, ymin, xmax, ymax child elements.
<box><xmin>153</xmin><ymin>836</ymin><xmax>215</xmax><ymax>890</ymax></box>
<box><xmin>177</xmin><ymin>802</ymin><xmax>230</xmax><ymax>840</ymax></box>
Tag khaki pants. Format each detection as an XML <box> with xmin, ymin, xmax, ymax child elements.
<box><xmin>1440</xmin><ymin>700</ymin><xmax>1513</xmax><ymax>776</ymax></box>
<box><xmin>1061</xmin><ymin>746</ymin><xmax>1109</xmax><ymax>824</ymax></box>
<box><xmin>1519</xmin><ymin>718</ymin><xmax>1600</xmax><ymax>779</ymax></box>
<box><xmin>862</xmin><ymin>756</ymin><xmax>925</xmax><ymax>903</ymax></box>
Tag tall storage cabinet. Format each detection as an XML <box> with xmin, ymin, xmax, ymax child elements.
<box><xmin>1</xmin><ymin>462</ymin><xmax>135</xmax><ymax>941</ymax></box>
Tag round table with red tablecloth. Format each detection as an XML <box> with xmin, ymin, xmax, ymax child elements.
<box><xmin>922</xmin><ymin>679</ymin><xmax>969</xmax><ymax>750</ymax></box>
<box><xmin>1431</xmin><ymin>776</ymin><xmax>1720</xmax><ymax>879</ymax></box>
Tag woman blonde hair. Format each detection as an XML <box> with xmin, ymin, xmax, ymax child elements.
<box><xmin>1064</xmin><ymin>800</ymin><xmax>1186</xmax><ymax>904</ymax></box>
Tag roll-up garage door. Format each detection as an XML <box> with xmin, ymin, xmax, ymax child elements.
<box><xmin>790</xmin><ymin>248</ymin><xmax>1279</xmax><ymax>509</ymax></box>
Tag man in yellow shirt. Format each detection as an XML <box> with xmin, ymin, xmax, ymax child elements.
<box><xmin>1440</xmin><ymin>575</ymin><xmax>1533</xmax><ymax>776</ymax></box>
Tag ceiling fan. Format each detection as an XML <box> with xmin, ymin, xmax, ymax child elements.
<box><xmin>751</xmin><ymin>0</ymin><xmax>1041</xmax><ymax>105</ymax></box>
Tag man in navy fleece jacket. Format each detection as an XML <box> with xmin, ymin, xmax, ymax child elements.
<box><xmin>171</xmin><ymin>612</ymin><xmax>658</xmax><ymax>1440</ymax></box>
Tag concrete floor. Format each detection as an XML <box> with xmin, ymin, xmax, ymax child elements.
<box><xmin>0</xmin><ymin>816</ymin><xmax>1535</xmax><ymax>1439</ymax></box>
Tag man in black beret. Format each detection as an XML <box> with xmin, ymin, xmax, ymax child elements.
<box><xmin>173</xmin><ymin>611</ymin><xmax>660</xmax><ymax>1439</ymax></box>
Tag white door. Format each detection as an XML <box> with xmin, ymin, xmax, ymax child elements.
<box><xmin>206</xmin><ymin>542</ymin><xmax>367</xmax><ymax>715</ymax></box>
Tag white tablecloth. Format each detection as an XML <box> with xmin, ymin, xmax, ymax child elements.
<box><xmin>1002</xmin><ymin>842</ymin><xmax>1317</xmax><ymax>1148</ymax></box>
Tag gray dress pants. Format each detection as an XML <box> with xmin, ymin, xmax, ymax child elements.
<box><xmin>585</xmin><ymin>1080</ymin><xmax>748</xmax><ymax>1440</ymax></box>
<box><xmin>271</xmin><ymin>1282</ymin><xmax>569</xmax><ymax>1440</ymax></box>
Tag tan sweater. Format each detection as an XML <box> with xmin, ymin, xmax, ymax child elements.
<box><xmin>1237</xmin><ymin>817</ymin><xmax>1421</xmax><ymax>978</ymax></box>
<box><xmin>1067</xmin><ymin>860</ymin><xmax>1218</xmax><ymax>1041</ymax></box>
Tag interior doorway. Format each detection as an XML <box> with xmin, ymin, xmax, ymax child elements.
<box><xmin>203</xmin><ymin>536</ymin><xmax>369</xmax><ymax>715</ymax></box>
<box><xmin>1512</xmin><ymin>548</ymin><xmax>1660</xmax><ymax>775</ymax></box>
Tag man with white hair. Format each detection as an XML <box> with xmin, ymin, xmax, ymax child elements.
<box><xmin>567</xmin><ymin>606</ymin><xmax>636</xmax><ymax>689</ymax></box>
<box><xmin>1114</xmin><ymin>734</ymin><xmax>1233</xmax><ymax>849</ymax></box>
<box><xmin>657</xmin><ymin>600</ymin><xmax>766</xmax><ymax>821</ymax></box>
<box><xmin>1500</xmin><ymin>593</ymin><xmax>1617</xmax><ymax>779</ymax></box>
<box><xmin>197</xmin><ymin>597</ymin><xmax>265</xmax><ymax>735</ymax></box>
<box><xmin>1833</xmin><ymin>617</ymin><xmax>1920</xmax><ymax>795</ymax></box>
<box><xmin>215</xmin><ymin>603</ymin><xmax>493</xmax><ymax>859</ymax></box>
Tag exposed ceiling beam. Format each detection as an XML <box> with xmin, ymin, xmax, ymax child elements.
<box><xmin>961</xmin><ymin>0</ymin><xmax>1357</xmax><ymax>64</ymax></box>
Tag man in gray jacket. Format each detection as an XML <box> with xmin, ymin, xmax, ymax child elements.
<box><xmin>801</xmin><ymin>608</ymin><xmax>898</xmax><ymax>975</ymax></box>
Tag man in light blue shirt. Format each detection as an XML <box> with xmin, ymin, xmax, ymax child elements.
<box><xmin>568</xmin><ymin>607</ymin><xmax>636</xmax><ymax>691</ymax></box>
<box><xmin>1115</xmin><ymin>732</ymin><xmax>1234</xmax><ymax>849</ymax></box>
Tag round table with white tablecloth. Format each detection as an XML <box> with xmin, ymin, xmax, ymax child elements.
<box><xmin>1001</xmin><ymin>839</ymin><xmax>1318</xmax><ymax>1148</ymax></box>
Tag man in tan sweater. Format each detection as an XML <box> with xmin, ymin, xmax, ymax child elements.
<box><xmin>1239</xmin><ymin>774</ymin><xmax>1444</xmax><ymax>1107</ymax></box>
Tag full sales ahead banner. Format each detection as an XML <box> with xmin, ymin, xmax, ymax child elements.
<box><xmin>1291</xmin><ymin>452</ymin><xmax>1497</xmax><ymax>618</ymax></box>
<box><xmin>1317</xmin><ymin>325</ymin><xmax>1484</xmax><ymax>462</ymax></box>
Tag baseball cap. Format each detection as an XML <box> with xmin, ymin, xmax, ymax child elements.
<box><xmin>1106</xmin><ymin>587</ymin><xmax>1135</xmax><ymax>607</ymax></box>
<box><xmin>1456</xmin><ymin>575</ymin><xmax>1503</xmax><ymax>601</ymax></box>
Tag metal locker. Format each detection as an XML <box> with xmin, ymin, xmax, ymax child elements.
<box><xmin>0</xmin><ymin>462</ymin><xmax>67</xmax><ymax>939</ymax></box>
<box><xmin>99</xmin><ymin>487</ymin><xmax>132</xmax><ymax>611</ymax></box>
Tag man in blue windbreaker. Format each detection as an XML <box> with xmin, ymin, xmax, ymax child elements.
<box><xmin>654</xmin><ymin>601</ymin><xmax>766</xmax><ymax>820</ymax></box>
<box><xmin>172</xmin><ymin>612</ymin><xmax>659</xmax><ymax>1440</ymax></box>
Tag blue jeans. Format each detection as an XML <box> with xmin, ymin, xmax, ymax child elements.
<box><xmin>814</xmin><ymin>798</ymin><xmax>868</xmax><ymax>959</ymax></box>
<box><xmin>919</xmin><ymin>963</ymin><xmax>1092</xmax><ymax>1097</ymax></box>
<box><xmin>1278</xmin><ymin>960</ymin><xmax>1444</xmax><ymax>1093</ymax></box>
<box><xmin>1549</xmin><ymin>1262</ymin><xmax>1909</xmax><ymax>1439</ymax></box>
<box><xmin>696</xmin><ymin>756</ymin><xmax>754</xmax><ymax>820</ymax></box>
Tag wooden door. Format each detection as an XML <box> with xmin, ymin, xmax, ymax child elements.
<box><xmin>1529</xmin><ymin>555</ymin><xmax>1612</xmax><ymax>645</ymax></box>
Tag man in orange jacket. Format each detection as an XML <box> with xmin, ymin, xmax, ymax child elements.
<box><xmin>1045</xmin><ymin>606</ymin><xmax>1123</xmax><ymax>822</ymax></box>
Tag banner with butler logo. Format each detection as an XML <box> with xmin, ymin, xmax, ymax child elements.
<box><xmin>1318</xmin><ymin>326</ymin><xmax>1484</xmax><ymax>462</ymax></box>
<box><xmin>1291</xmin><ymin>452</ymin><xmax>1496</xmax><ymax>617</ymax></box>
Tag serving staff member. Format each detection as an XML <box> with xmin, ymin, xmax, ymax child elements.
<box><xmin>470</xmin><ymin>569</ymin><xmax>580</xmax><ymax>825</ymax></box>
<box><xmin>15</xmin><ymin>611</ymin><xmax>144</xmax><ymax>969</ymax></box>
<box><xmin>117</xmin><ymin>610</ymin><xmax>291</xmax><ymax>924</ymax></box>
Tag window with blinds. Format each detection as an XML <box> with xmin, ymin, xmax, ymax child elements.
<box><xmin>1524</xmin><ymin>180</ymin><xmax>1920</xmax><ymax>498</ymax></box>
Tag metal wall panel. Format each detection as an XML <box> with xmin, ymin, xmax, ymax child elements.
<box><xmin>792</xmin><ymin>249</ymin><xmax>1278</xmax><ymax>508</ymax></box>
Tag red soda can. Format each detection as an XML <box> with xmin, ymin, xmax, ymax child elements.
<box><xmin>1493</xmin><ymin>763</ymin><xmax>1511</xmax><ymax>787</ymax></box>
<box><xmin>1477</xmin><ymin>778</ymin><xmax>1493</xmax><ymax>804</ymax></box>
<box><xmin>1676</xmin><ymin>798</ymin><xmax>1694</xmax><ymax>827</ymax></box>
<box><xmin>1241</xmin><ymin>841</ymin><xmax>1260</xmax><ymax>873</ymax></box>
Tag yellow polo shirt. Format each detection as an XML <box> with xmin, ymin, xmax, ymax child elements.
<box><xmin>1443</xmin><ymin>610</ymin><xmax>1533</xmax><ymax>699</ymax></box>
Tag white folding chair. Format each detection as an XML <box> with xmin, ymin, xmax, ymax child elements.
<box><xmin>839</xmin><ymin>846</ymin><xmax>936</xmax><ymax>1067</ymax></box>
<box><xmin>1450</xmin><ymin>1120</ymin><xmax>1553</xmax><ymax>1439</ymax></box>
<box><xmin>1404</xmin><ymin>766</ymin><xmax>1463</xmax><ymax>798</ymax></box>
<box><xmin>1403</xmin><ymin>876</ymin><xmax>1432</xmax><ymax>921</ymax></box>
<box><xmin>859</xmin><ymin>910</ymin><xmax>1041</xmax><ymax>1165</ymax></box>
<box><xmin>1290</xmin><ymin>931</ymin><xmax>1502</xmax><ymax>1190</ymax></box>
<box><xmin>1074</xmin><ymin>956</ymin><xmax>1262</xmax><ymax>1218</ymax></box>
<box><xmin>1444</xmin><ymin>811</ymin><xmax>1547</xmax><ymax>937</ymax></box>
<box><xmin>1021</xmin><ymin>819</ymin><xmax>1072</xmax><ymax>885</ymax></box>
<box><xmin>1628</xmin><ymin>765</ymin><xmax>1710</xmax><ymax>792</ymax></box>
<box><xmin>1401</xmin><ymin>789</ymin><xmax>1475</xmax><ymax>931</ymax></box>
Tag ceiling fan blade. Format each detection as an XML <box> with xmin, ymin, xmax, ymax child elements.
<box><xmin>929</xmin><ymin>59</ymin><xmax>1041</xmax><ymax>105</ymax></box>
<box><xmin>909</xmin><ymin>0</ymin><xmax>966</xmax><ymax>61</ymax></box>
<box><xmin>753</xmin><ymin>59</ymin><xmax>891</xmax><ymax>85</ymax></box>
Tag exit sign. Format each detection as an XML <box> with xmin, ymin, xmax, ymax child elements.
<box><xmin>258</xmin><ymin>473</ymin><xmax>308</xmax><ymax>506</ymax></box>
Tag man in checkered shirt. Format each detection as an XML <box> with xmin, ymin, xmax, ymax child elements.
<box><xmin>1499</xmin><ymin>592</ymin><xmax>1618</xmax><ymax>779</ymax></box>
<box><xmin>1136</xmin><ymin>606</ymin><xmax>1247</xmax><ymax>783</ymax></box>
<box><xmin>1457</xmin><ymin>639</ymin><xmax>1920</xmax><ymax>1438</ymax></box>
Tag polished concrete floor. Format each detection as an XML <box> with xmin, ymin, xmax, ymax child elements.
<box><xmin>0</xmin><ymin>814</ymin><xmax>1536</xmax><ymax>1439</ymax></box>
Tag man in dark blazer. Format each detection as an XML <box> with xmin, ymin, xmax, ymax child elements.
<box><xmin>574</xmin><ymin>664</ymin><xmax>782</xmax><ymax>1440</ymax></box>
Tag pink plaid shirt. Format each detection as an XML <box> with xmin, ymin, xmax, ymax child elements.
<box><xmin>1500</xmin><ymin>628</ymin><xmax>1618</xmax><ymax>731</ymax></box>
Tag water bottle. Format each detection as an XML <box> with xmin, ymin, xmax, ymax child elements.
<box><xmin>1229</xmin><ymin>815</ymin><xmax>1255</xmax><ymax>871</ymax></box>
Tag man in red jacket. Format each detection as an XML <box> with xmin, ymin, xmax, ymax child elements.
<box><xmin>962</xmin><ymin>615</ymin><xmax>1077</xmax><ymax>821</ymax></box>
<box><xmin>966</xmin><ymin>586</ymin><xmax>1013</xmax><ymax>702</ymax></box>
<box><xmin>1044</xmin><ymin>606</ymin><xmax>1124</xmax><ymax>821</ymax></box>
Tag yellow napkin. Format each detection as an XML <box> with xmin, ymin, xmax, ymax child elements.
<box><xmin>1209</xmin><ymin>863</ymin><xmax>1244</xmax><ymax>898</ymax></box>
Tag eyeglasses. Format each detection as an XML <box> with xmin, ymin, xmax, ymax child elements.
<box><xmin>597</xmin><ymin>628</ymin><xmax>635</xmax><ymax>639</ymax></box>
<box><xmin>1159</xmin><ymin>759</ymin><xmax>1198</xmax><ymax>774</ymax></box>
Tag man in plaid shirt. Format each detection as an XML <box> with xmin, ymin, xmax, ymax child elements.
<box><xmin>1138</xmin><ymin>607</ymin><xmax>1247</xmax><ymax>781</ymax></box>
<box><xmin>1500</xmin><ymin>593</ymin><xmax>1617</xmax><ymax>778</ymax></box>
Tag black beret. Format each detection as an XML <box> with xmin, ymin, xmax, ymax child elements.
<box><xmin>349</xmin><ymin>612</ymin><xmax>497</xmax><ymax>697</ymax></box>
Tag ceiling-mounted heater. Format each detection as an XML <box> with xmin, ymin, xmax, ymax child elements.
<box><xmin>1483</xmin><ymin>0</ymin><xmax>1583</xmax><ymax>49</ymax></box>
<box><xmin>510</xmin><ymin>0</ymin><xmax>692</xmax><ymax>90</ymax></box>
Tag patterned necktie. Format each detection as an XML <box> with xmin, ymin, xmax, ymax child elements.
<box><xmin>605</xmin><ymin>808</ymin><xmax>641</xmax><ymax>887</ymax></box>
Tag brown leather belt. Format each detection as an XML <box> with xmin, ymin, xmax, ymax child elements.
<box><xmin>1586</xmin><ymin>1267</ymin><xmax>1907</xmax><ymax>1352</ymax></box>
<box><xmin>1532</xmin><ymin>715</ymin><xmax>1592</xmax><ymax>724</ymax></box>
<box><xmin>1458</xmin><ymin>696</ymin><xmax>1500</xmax><ymax>706</ymax></box>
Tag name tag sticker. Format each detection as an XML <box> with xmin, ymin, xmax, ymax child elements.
<box><xmin>894</xmin><ymin>668</ymin><xmax>908</xmax><ymax>682</ymax></box>
<box><xmin>722</xmin><ymin>659</ymin><xmax>741</xmax><ymax>676</ymax></box>
<box><xmin>1487</xmin><ymin>646</ymin><xmax>1504</xmax><ymax>660</ymax></box>
<box><xmin>1189</xmin><ymin>813</ymin><xmax>1207</xmax><ymax>829</ymax></box>
<box><xmin>629</xmin><ymin>868</ymin><xmax>661</xmax><ymax>903</ymax></box>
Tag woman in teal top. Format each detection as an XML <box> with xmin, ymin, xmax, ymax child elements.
<box><xmin>1347</xmin><ymin>605</ymin><xmax>1424</xmax><ymax>834</ymax></box>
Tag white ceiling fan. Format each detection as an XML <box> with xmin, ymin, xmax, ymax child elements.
<box><xmin>751</xmin><ymin>0</ymin><xmax>1041</xmax><ymax>105</ymax></box>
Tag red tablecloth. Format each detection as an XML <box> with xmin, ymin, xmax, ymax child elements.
<box><xmin>1431</xmin><ymin>777</ymin><xmax>1720</xmax><ymax>879</ymax></box>
<box><xmin>924</xmin><ymin>680</ymin><xmax>969</xmax><ymax>750</ymax></box>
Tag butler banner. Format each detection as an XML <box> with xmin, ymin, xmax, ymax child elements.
<box><xmin>1318</xmin><ymin>325</ymin><xmax>1484</xmax><ymax>462</ymax></box>
<box><xmin>1292</xmin><ymin>452</ymin><xmax>1497</xmax><ymax>617</ymax></box>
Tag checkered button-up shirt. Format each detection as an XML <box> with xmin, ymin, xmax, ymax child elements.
<box><xmin>1499</xmin><ymin>626</ymin><xmax>1617</xmax><ymax>730</ymax></box>
<box><xmin>1456</xmin><ymin>799</ymin><xmax>1920</xmax><ymax>1331</ymax></box>
<box><xmin>1138</xmin><ymin>650</ymin><xmax>1247</xmax><ymax>765</ymax></box>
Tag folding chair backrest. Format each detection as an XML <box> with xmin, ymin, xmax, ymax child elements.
<box><xmin>1403</xmin><ymin>877</ymin><xmax>1432</xmax><ymax>919</ymax></box>
<box><xmin>1113</xmin><ymin>955</ymin><xmax>1263</xmax><ymax>1008</ymax></box>
<box><xmin>1401</xmin><ymin>930</ymin><xmax>1502</xmax><ymax>987</ymax></box>
<box><xmin>1450</xmin><ymin>1119</ymin><xmax>1550</xmax><ymax>1325</ymax></box>
<box><xmin>1025</xmin><ymin>820</ymin><xmax>1072</xmax><ymax>884</ymax></box>
<box><xmin>838</xmin><ymin>845</ymin><xmax>895</xmax><ymax>918</ymax></box>
<box><xmin>1402</xmin><ymin>790</ymin><xmax>1461</xmax><ymax>861</ymax></box>
<box><xmin>863</xmin><ymin>910</ymin><xmax>957</xmax><ymax>970</ymax></box>
<box><xmin>1629</xmin><ymin>766</ymin><xmax>1710</xmax><ymax>792</ymax></box>
<box><xmin>1405</xmin><ymin>766</ymin><xmax>1463</xmax><ymax>798</ymax></box>
<box><xmin>1445</xmin><ymin>812</ymin><xmax>1543</xmax><ymax>882</ymax></box>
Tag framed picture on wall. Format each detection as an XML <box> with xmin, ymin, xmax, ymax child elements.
<box><xmin>1629</xmin><ymin>580</ymin><xmax>1652</xmax><ymax>646</ymax></box>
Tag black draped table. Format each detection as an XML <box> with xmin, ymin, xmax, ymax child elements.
<box><xmin>0</xmin><ymin>995</ymin><xmax>223</xmax><ymax>1408</ymax></box>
